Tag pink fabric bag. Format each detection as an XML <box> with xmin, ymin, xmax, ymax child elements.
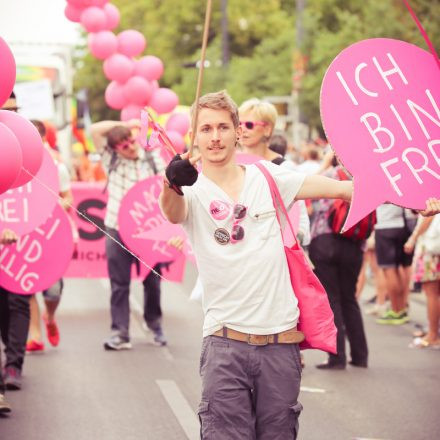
<box><xmin>256</xmin><ymin>163</ymin><xmax>337</xmax><ymax>353</ymax></box>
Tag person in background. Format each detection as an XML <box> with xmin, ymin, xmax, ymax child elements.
<box><xmin>295</xmin><ymin>143</ymin><xmax>321</xmax><ymax>175</ymax></box>
<box><xmin>404</xmin><ymin>214</ymin><xmax>440</xmax><ymax>348</ymax></box>
<box><xmin>25</xmin><ymin>120</ymin><xmax>73</xmax><ymax>352</ymax></box>
<box><xmin>90</xmin><ymin>119</ymin><xmax>180</xmax><ymax>349</ymax></box>
<box><xmin>374</xmin><ymin>205</ymin><xmax>417</xmax><ymax>325</ymax></box>
<box><xmin>0</xmin><ymin>92</ymin><xmax>31</xmax><ymax>391</ymax></box>
<box><xmin>0</xmin><ymin>229</ymin><xmax>18</xmax><ymax>414</ymax></box>
<box><xmin>239</xmin><ymin>98</ymin><xmax>310</xmax><ymax>247</ymax></box>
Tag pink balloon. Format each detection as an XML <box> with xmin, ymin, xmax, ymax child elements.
<box><xmin>122</xmin><ymin>76</ymin><xmax>153</xmax><ymax>106</ymax></box>
<box><xmin>165</xmin><ymin>113</ymin><xmax>190</xmax><ymax>136</ymax></box>
<box><xmin>117</xmin><ymin>30</ymin><xmax>146</xmax><ymax>57</ymax></box>
<box><xmin>88</xmin><ymin>31</ymin><xmax>117</xmax><ymax>60</ymax></box>
<box><xmin>103</xmin><ymin>3</ymin><xmax>120</xmax><ymax>30</ymax></box>
<box><xmin>0</xmin><ymin>123</ymin><xmax>22</xmax><ymax>194</ymax></box>
<box><xmin>134</xmin><ymin>56</ymin><xmax>164</xmax><ymax>81</ymax></box>
<box><xmin>120</xmin><ymin>104</ymin><xmax>143</xmax><ymax>121</ymax></box>
<box><xmin>149</xmin><ymin>88</ymin><xmax>179</xmax><ymax>115</ymax></box>
<box><xmin>165</xmin><ymin>130</ymin><xmax>186</xmax><ymax>154</ymax></box>
<box><xmin>103</xmin><ymin>53</ymin><xmax>134</xmax><ymax>83</ymax></box>
<box><xmin>0</xmin><ymin>37</ymin><xmax>16</xmax><ymax>108</ymax></box>
<box><xmin>81</xmin><ymin>6</ymin><xmax>107</xmax><ymax>33</ymax></box>
<box><xmin>64</xmin><ymin>4</ymin><xmax>85</xmax><ymax>22</ymax></box>
<box><xmin>0</xmin><ymin>111</ymin><xmax>44</xmax><ymax>188</ymax></box>
<box><xmin>151</xmin><ymin>80</ymin><xmax>159</xmax><ymax>92</ymax></box>
<box><xmin>66</xmin><ymin>0</ymin><xmax>87</xmax><ymax>7</ymax></box>
<box><xmin>88</xmin><ymin>0</ymin><xmax>108</xmax><ymax>6</ymax></box>
<box><xmin>105</xmin><ymin>81</ymin><xmax>127</xmax><ymax>110</ymax></box>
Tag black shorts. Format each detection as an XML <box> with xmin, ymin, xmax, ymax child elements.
<box><xmin>375</xmin><ymin>228</ymin><xmax>414</xmax><ymax>268</ymax></box>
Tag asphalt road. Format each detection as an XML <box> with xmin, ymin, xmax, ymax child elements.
<box><xmin>1</xmin><ymin>267</ymin><xmax>439</xmax><ymax>440</ymax></box>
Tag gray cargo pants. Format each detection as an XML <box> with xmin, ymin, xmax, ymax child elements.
<box><xmin>198</xmin><ymin>335</ymin><xmax>303</xmax><ymax>439</ymax></box>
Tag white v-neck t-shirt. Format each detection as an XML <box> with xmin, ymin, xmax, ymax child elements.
<box><xmin>182</xmin><ymin>160</ymin><xmax>306</xmax><ymax>337</ymax></box>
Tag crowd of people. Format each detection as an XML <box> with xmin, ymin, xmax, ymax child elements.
<box><xmin>1</xmin><ymin>90</ymin><xmax>439</xmax><ymax>440</ymax></box>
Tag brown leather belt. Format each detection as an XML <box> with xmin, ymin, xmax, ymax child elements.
<box><xmin>213</xmin><ymin>327</ymin><xmax>305</xmax><ymax>346</ymax></box>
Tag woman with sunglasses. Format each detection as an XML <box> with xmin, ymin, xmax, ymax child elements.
<box><xmin>239</xmin><ymin>98</ymin><xmax>311</xmax><ymax>248</ymax></box>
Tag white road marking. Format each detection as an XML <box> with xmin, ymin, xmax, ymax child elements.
<box><xmin>156</xmin><ymin>379</ymin><xmax>200</xmax><ymax>440</ymax></box>
<box><xmin>300</xmin><ymin>386</ymin><xmax>326</xmax><ymax>393</ymax></box>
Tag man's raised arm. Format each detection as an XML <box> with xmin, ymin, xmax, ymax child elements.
<box><xmin>159</xmin><ymin>152</ymin><xmax>201</xmax><ymax>224</ymax></box>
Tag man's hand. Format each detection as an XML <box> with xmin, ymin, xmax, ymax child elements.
<box><xmin>167</xmin><ymin>236</ymin><xmax>185</xmax><ymax>252</ymax></box>
<box><xmin>418</xmin><ymin>198</ymin><xmax>440</xmax><ymax>217</ymax></box>
<box><xmin>165</xmin><ymin>152</ymin><xmax>201</xmax><ymax>191</ymax></box>
<box><xmin>0</xmin><ymin>229</ymin><xmax>18</xmax><ymax>245</ymax></box>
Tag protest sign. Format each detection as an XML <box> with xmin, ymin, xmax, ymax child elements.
<box><xmin>321</xmin><ymin>38</ymin><xmax>440</xmax><ymax>230</ymax></box>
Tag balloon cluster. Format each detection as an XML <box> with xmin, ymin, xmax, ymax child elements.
<box><xmin>0</xmin><ymin>37</ymin><xmax>44</xmax><ymax>195</ymax></box>
<box><xmin>64</xmin><ymin>0</ymin><xmax>189</xmax><ymax>152</ymax></box>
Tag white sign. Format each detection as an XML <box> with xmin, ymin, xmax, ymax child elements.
<box><xmin>14</xmin><ymin>79</ymin><xmax>55</xmax><ymax>120</ymax></box>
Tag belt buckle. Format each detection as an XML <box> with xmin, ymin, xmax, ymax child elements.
<box><xmin>247</xmin><ymin>334</ymin><xmax>269</xmax><ymax>346</ymax></box>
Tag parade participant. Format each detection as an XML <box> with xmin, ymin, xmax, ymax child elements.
<box><xmin>25</xmin><ymin>120</ymin><xmax>73</xmax><ymax>352</ymax></box>
<box><xmin>404</xmin><ymin>214</ymin><xmax>440</xmax><ymax>348</ymax></box>
<box><xmin>0</xmin><ymin>92</ymin><xmax>31</xmax><ymax>391</ymax></box>
<box><xmin>239</xmin><ymin>98</ymin><xmax>310</xmax><ymax>246</ymax></box>
<box><xmin>160</xmin><ymin>90</ymin><xmax>354</xmax><ymax>439</ymax></box>
<box><xmin>91</xmin><ymin>120</ymin><xmax>172</xmax><ymax>349</ymax></box>
<box><xmin>375</xmin><ymin>205</ymin><xmax>417</xmax><ymax>325</ymax></box>
<box><xmin>0</xmin><ymin>229</ymin><xmax>17</xmax><ymax>413</ymax></box>
<box><xmin>308</xmin><ymin>162</ymin><xmax>370</xmax><ymax>370</ymax></box>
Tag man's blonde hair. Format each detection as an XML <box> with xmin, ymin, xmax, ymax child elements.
<box><xmin>191</xmin><ymin>90</ymin><xmax>239</xmax><ymax>128</ymax></box>
<box><xmin>239</xmin><ymin>98</ymin><xmax>278</xmax><ymax>133</ymax></box>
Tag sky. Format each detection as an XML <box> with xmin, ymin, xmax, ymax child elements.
<box><xmin>0</xmin><ymin>0</ymin><xmax>81</xmax><ymax>45</ymax></box>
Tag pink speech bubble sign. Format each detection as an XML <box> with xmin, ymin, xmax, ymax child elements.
<box><xmin>0</xmin><ymin>148</ymin><xmax>59</xmax><ymax>236</ymax></box>
<box><xmin>321</xmin><ymin>38</ymin><xmax>440</xmax><ymax>231</ymax></box>
<box><xmin>0</xmin><ymin>204</ymin><xmax>74</xmax><ymax>294</ymax></box>
<box><xmin>119</xmin><ymin>176</ymin><xmax>184</xmax><ymax>271</ymax></box>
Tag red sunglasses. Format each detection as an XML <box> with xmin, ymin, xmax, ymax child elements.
<box><xmin>116</xmin><ymin>138</ymin><xmax>135</xmax><ymax>151</ymax></box>
<box><xmin>239</xmin><ymin>121</ymin><xmax>267</xmax><ymax>130</ymax></box>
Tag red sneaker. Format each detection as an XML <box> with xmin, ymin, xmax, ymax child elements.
<box><xmin>45</xmin><ymin>319</ymin><xmax>60</xmax><ymax>347</ymax></box>
<box><xmin>26</xmin><ymin>340</ymin><xmax>45</xmax><ymax>352</ymax></box>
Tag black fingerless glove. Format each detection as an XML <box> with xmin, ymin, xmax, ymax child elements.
<box><xmin>165</xmin><ymin>155</ymin><xmax>198</xmax><ymax>195</ymax></box>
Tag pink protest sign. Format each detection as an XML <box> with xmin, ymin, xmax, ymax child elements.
<box><xmin>64</xmin><ymin>182</ymin><xmax>109</xmax><ymax>278</ymax></box>
<box><xmin>321</xmin><ymin>38</ymin><xmax>440</xmax><ymax>230</ymax></box>
<box><xmin>118</xmin><ymin>176</ymin><xmax>186</xmax><ymax>279</ymax></box>
<box><xmin>0</xmin><ymin>204</ymin><xmax>74</xmax><ymax>294</ymax></box>
<box><xmin>0</xmin><ymin>148</ymin><xmax>59</xmax><ymax>236</ymax></box>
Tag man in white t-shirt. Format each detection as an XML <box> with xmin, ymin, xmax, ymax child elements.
<box><xmin>159</xmin><ymin>90</ymin><xmax>353</xmax><ymax>440</ymax></box>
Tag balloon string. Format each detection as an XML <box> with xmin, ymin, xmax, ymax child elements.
<box><xmin>18</xmin><ymin>167</ymin><xmax>170</xmax><ymax>283</ymax></box>
<box><xmin>402</xmin><ymin>0</ymin><xmax>440</xmax><ymax>71</ymax></box>
<box><xmin>189</xmin><ymin>0</ymin><xmax>213</xmax><ymax>157</ymax></box>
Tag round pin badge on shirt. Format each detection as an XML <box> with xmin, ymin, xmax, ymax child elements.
<box><xmin>214</xmin><ymin>228</ymin><xmax>230</xmax><ymax>245</ymax></box>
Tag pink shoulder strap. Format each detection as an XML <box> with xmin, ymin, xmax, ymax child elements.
<box><xmin>255</xmin><ymin>162</ymin><xmax>300</xmax><ymax>250</ymax></box>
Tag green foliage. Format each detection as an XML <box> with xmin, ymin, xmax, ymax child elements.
<box><xmin>73</xmin><ymin>0</ymin><xmax>439</xmax><ymax>129</ymax></box>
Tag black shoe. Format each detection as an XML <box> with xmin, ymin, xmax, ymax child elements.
<box><xmin>4</xmin><ymin>367</ymin><xmax>22</xmax><ymax>390</ymax></box>
<box><xmin>349</xmin><ymin>360</ymin><xmax>368</xmax><ymax>368</ymax></box>
<box><xmin>315</xmin><ymin>361</ymin><xmax>346</xmax><ymax>370</ymax></box>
